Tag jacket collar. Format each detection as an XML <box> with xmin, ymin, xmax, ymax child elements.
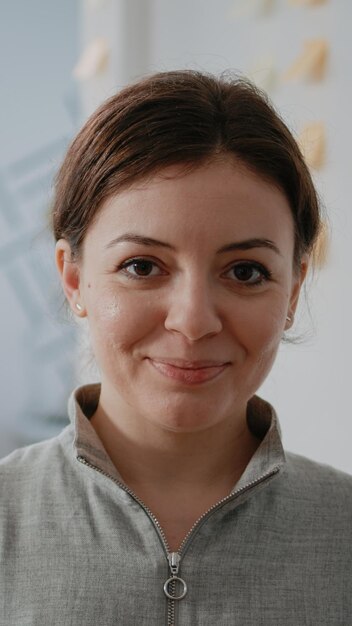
<box><xmin>68</xmin><ymin>383</ymin><xmax>286</xmax><ymax>488</ymax></box>
<box><xmin>68</xmin><ymin>383</ymin><xmax>124</xmax><ymax>482</ymax></box>
<box><xmin>234</xmin><ymin>394</ymin><xmax>286</xmax><ymax>492</ymax></box>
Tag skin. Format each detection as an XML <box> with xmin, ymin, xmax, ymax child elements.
<box><xmin>56</xmin><ymin>157</ymin><xmax>309</xmax><ymax>550</ymax></box>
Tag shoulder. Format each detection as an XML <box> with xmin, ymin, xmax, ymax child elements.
<box><xmin>0</xmin><ymin>426</ymin><xmax>74</xmax><ymax>497</ymax></box>
<box><xmin>0</xmin><ymin>424</ymin><xmax>73</xmax><ymax>467</ymax></box>
<box><xmin>285</xmin><ymin>450</ymin><xmax>352</xmax><ymax>487</ymax></box>
<box><xmin>280</xmin><ymin>450</ymin><xmax>352</xmax><ymax>514</ymax></box>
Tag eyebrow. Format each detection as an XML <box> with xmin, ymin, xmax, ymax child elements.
<box><xmin>105</xmin><ymin>233</ymin><xmax>282</xmax><ymax>257</ymax></box>
<box><xmin>217</xmin><ymin>238</ymin><xmax>282</xmax><ymax>256</ymax></box>
<box><xmin>105</xmin><ymin>234</ymin><xmax>176</xmax><ymax>250</ymax></box>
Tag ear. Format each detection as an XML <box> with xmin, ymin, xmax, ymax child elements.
<box><xmin>55</xmin><ymin>239</ymin><xmax>86</xmax><ymax>317</ymax></box>
<box><xmin>286</xmin><ymin>253</ymin><xmax>310</xmax><ymax>329</ymax></box>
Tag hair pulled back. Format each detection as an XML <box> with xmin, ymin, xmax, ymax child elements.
<box><xmin>52</xmin><ymin>69</ymin><xmax>322</xmax><ymax>270</ymax></box>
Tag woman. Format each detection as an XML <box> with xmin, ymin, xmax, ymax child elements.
<box><xmin>1</xmin><ymin>70</ymin><xmax>351</xmax><ymax>625</ymax></box>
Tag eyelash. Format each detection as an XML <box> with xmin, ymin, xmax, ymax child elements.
<box><xmin>117</xmin><ymin>258</ymin><xmax>166</xmax><ymax>280</ymax></box>
<box><xmin>116</xmin><ymin>257</ymin><xmax>272</xmax><ymax>287</ymax></box>
<box><xmin>225</xmin><ymin>261</ymin><xmax>272</xmax><ymax>286</ymax></box>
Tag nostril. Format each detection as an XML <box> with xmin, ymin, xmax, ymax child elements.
<box><xmin>164</xmin><ymin>308</ymin><xmax>222</xmax><ymax>341</ymax></box>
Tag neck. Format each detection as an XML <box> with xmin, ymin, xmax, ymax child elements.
<box><xmin>90</xmin><ymin>386</ymin><xmax>260</xmax><ymax>492</ymax></box>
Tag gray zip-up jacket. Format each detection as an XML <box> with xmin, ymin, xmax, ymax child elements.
<box><xmin>1</xmin><ymin>383</ymin><xmax>351</xmax><ymax>625</ymax></box>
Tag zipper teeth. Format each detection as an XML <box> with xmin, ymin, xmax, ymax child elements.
<box><xmin>77</xmin><ymin>456</ymin><xmax>172</xmax><ymax>553</ymax></box>
<box><xmin>77</xmin><ymin>456</ymin><xmax>280</xmax><ymax>626</ymax></box>
<box><xmin>177</xmin><ymin>466</ymin><xmax>280</xmax><ymax>555</ymax></box>
<box><xmin>167</xmin><ymin>580</ymin><xmax>176</xmax><ymax>626</ymax></box>
<box><xmin>77</xmin><ymin>455</ymin><xmax>280</xmax><ymax>556</ymax></box>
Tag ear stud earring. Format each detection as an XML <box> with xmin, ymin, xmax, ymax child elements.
<box><xmin>286</xmin><ymin>315</ymin><xmax>292</xmax><ymax>322</ymax></box>
<box><xmin>75</xmin><ymin>303</ymin><xmax>83</xmax><ymax>311</ymax></box>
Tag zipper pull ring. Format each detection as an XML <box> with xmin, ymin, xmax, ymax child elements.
<box><xmin>164</xmin><ymin>552</ymin><xmax>188</xmax><ymax>600</ymax></box>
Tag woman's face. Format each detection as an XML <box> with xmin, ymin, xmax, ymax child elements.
<box><xmin>57</xmin><ymin>158</ymin><xmax>308</xmax><ymax>433</ymax></box>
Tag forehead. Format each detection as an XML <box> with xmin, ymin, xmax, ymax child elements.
<box><xmin>84</xmin><ymin>158</ymin><xmax>295</xmax><ymax>253</ymax></box>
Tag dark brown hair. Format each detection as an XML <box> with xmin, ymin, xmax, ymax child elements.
<box><xmin>51</xmin><ymin>69</ymin><xmax>322</xmax><ymax>271</ymax></box>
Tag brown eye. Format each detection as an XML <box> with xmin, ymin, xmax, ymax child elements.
<box><xmin>130</xmin><ymin>260</ymin><xmax>154</xmax><ymax>276</ymax></box>
<box><xmin>233</xmin><ymin>264</ymin><xmax>260</xmax><ymax>282</ymax></box>
<box><xmin>224</xmin><ymin>262</ymin><xmax>271</xmax><ymax>286</ymax></box>
<box><xmin>118</xmin><ymin>258</ymin><xmax>164</xmax><ymax>279</ymax></box>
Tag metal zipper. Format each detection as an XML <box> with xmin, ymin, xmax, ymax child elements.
<box><xmin>176</xmin><ymin>467</ymin><xmax>280</xmax><ymax>556</ymax></box>
<box><xmin>77</xmin><ymin>455</ymin><xmax>280</xmax><ymax>626</ymax></box>
<box><xmin>77</xmin><ymin>455</ymin><xmax>177</xmax><ymax>623</ymax></box>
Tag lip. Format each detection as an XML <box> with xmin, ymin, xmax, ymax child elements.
<box><xmin>147</xmin><ymin>358</ymin><xmax>230</xmax><ymax>385</ymax></box>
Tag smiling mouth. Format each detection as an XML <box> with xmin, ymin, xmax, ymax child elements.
<box><xmin>147</xmin><ymin>358</ymin><xmax>230</xmax><ymax>385</ymax></box>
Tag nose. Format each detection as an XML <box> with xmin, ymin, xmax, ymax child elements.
<box><xmin>164</xmin><ymin>273</ymin><xmax>223</xmax><ymax>341</ymax></box>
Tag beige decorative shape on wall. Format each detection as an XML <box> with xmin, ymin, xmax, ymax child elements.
<box><xmin>289</xmin><ymin>0</ymin><xmax>327</xmax><ymax>6</ymax></box>
<box><xmin>312</xmin><ymin>221</ymin><xmax>330</xmax><ymax>269</ymax></box>
<box><xmin>283</xmin><ymin>39</ymin><xmax>329</xmax><ymax>81</ymax></box>
<box><xmin>73</xmin><ymin>37</ymin><xmax>110</xmax><ymax>81</ymax></box>
<box><xmin>298</xmin><ymin>121</ymin><xmax>326</xmax><ymax>170</ymax></box>
<box><xmin>257</xmin><ymin>0</ymin><xmax>276</xmax><ymax>15</ymax></box>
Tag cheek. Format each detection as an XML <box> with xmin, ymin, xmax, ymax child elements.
<box><xmin>250</xmin><ymin>311</ymin><xmax>287</xmax><ymax>382</ymax></box>
<box><xmin>86</xmin><ymin>289</ymin><xmax>160</xmax><ymax>358</ymax></box>
<box><xmin>235</xmin><ymin>297</ymin><xmax>287</xmax><ymax>355</ymax></box>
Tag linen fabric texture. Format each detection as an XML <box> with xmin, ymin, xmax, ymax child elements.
<box><xmin>0</xmin><ymin>383</ymin><xmax>351</xmax><ymax>625</ymax></box>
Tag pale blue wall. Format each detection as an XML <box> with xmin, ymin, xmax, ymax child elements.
<box><xmin>0</xmin><ymin>1</ymin><xmax>79</xmax><ymax>456</ymax></box>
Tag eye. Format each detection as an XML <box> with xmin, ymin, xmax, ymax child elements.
<box><xmin>224</xmin><ymin>262</ymin><xmax>271</xmax><ymax>286</ymax></box>
<box><xmin>117</xmin><ymin>257</ymin><xmax>164</xmax><ymax>279</ymax></box>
